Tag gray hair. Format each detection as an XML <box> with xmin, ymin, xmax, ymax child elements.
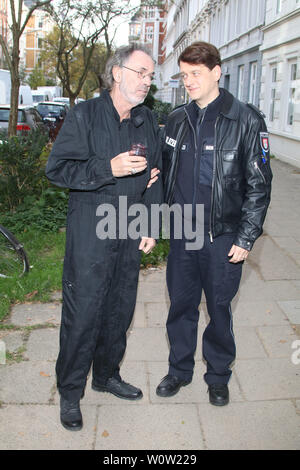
<box><xmin>103</xmin><ymin>43</ymin><xmax>154</xmax><ymax>90</ymax></box>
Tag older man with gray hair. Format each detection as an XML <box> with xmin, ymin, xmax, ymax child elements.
<box><xmin>46</xmin><ymin>44</ymin><xmax>163</xmax><ymax>431</ymax></box>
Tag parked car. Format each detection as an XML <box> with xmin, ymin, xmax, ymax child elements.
<box><xmin>53</xmin><ymin>97</ymin><xmax>70</xmax><ymax>108</ymax></box>
<box><xmin>36</xmin><ymin>101</ymin><xmax>69</xmax><ymax>140</ymax></box>
<box><xmin>0</xmin><ymin>104</ymin><xmax>48</xmax><ymax>135</ymax></box>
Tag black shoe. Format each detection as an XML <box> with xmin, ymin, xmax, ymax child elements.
<box><xmin>208</xmin><ymin>383</ymin><xmax>229</xmax><ymax>406</ymax></box>
<box><xmin>156</xmin><ymin>374</ymin><xmax>192</xmax><ymax>397</ymax></box>
<box><xmin>60</xmin><ymin>397</ymin><xmax>83</xmax><ymax>431</ymax></box>
<box><xmin>92</xmin><ymin>377</ymin><xmax>143</xmax><ymax>401</ymax></box>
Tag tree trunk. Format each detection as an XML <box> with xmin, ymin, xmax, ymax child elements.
<box><xmin>8</xmin><ymin>44</ymin><xmax>20</xmax><ymax>137</ymax></box>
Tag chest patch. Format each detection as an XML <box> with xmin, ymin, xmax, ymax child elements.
<box><xmin>166</xmin><ymin>136</ymin><xmax>177</xmax><ymax>148</ymax></box>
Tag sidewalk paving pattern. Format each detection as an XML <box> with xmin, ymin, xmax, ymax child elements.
<box><xmin>0</xmin><ymin>159</ymin><xmax>299</xmax><ymax>450</ymax></box>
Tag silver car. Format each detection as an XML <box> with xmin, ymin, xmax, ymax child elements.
<box><xmin>0</xmin><ymin>104</ymin><xmax>48</xmax><ymax>135</ymax></box>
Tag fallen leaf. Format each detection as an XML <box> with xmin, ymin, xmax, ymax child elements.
<box><xmin>102</xmin><ymin>430</ymin><xmax>109</xmax><ymax>437</ymax></box>
<box><xmin>40</xmin><ymin>371</ymin><xmax>50</xmax><ymax>377</ymax></box>
<box><xmin>25</xmin><ymin>290</ymin><xmax>38</xmax><ymax>299</ymax></box>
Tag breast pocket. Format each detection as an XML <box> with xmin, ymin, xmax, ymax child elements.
<box><xmin>222</xmin><ymin>150</ymin><xmax>241</xmax><ymax>177</ymax></box>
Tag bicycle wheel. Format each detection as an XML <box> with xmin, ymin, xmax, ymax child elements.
<box><xmin>0</xmin><ymin>224</ymin><xmax>29</xmax><ymax>278</ymax></box>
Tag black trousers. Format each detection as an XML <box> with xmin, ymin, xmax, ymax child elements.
<box><xmin>56</xmin><ymin>195</ymin><xmax>141</xmax><ymax>402</ymax></box>
<box><xmin>166</xmin><ymin>231</ymin><xmax>243</xmax><ymax>385</ymax></box>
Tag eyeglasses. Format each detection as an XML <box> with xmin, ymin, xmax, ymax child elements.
<box><xmin>122</xmin><ymin>65</ymin><xmax>155</xmax><ymax>82</ymax></box>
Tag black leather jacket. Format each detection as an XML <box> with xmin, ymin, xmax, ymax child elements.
<box><xmin>162</xmin><ymin>89</ymin><xmax>272</xmax><ymax>250</ymax></box>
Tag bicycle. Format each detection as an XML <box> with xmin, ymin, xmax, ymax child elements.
<box><xmin>0</xmin><ymin>224</ymin><xmax>29</xmax><ymax>278</ymax></box>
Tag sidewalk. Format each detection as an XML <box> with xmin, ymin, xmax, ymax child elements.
<box><xmin>0</xmin><ymin>158</ymin><xmax>299</xmax><ymax>450</ymax></box>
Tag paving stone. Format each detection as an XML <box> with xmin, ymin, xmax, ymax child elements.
<box><xmin>257</xmin><ymin>325</ymin><xmax>299</xmax><ymax>357</ymax></box>
<box><xmin>94</xmin><ymin>404</ymin><xmax>204</xmax><ymax>450</ymax></box>
<box><xmin>0</xmin><ymin>330</ymin><xmax>24</xmax><ymax>355</ymax></box>
<box><xmin>50</xmin><ymin>291</ymin><xmax>62</xmax><ymax>301</ymax></box>
<box><xmin>277</xmin><ymin>300</ymin><xmax>300</xmax><ymax>324</ymax></box>
<box><xmin>232</xmin><ymin>300</ymin><xmax>289</xmax><ymax>326</ymax></box>
<box><xmin>145</xmin><ymin>301</ymin><xmax>169</xmax><ymax>327</ymax></box>
<box><xmin>234</xmin><ymin>326</ymin><xmax>267</xmax><ymax>359</ymax></box>
<box><xmin>130</xmin><ymin>302</ymin><xmax>146</xmax><ymax>328</ymax></box>
<box><xmin>124</xmin><ymin>327</ymin><xmax>170</xmax><ymax>362</ymax></box>
<box><xmin>136</xmin><ymin>281</ymin><xmax>169</xmax><ymax>303</ymax></box>
<box><xmin>0</xmin><ymin>404</ymin><xmax>97</xmax><ymax>450</ymax></box>
<box><xmin>235</xmin><ymin>358</ymin><xmax>300</xmax><ymax>401</ymax></box>
<box><xmin>25</xmin><ymin>328</ymin><xmax>59</xmax><ymax>361</ymax></box>
<box><xmin>236</xmin><ymin>279</ymin><xmax>300</xmax><ymax>302</ymax></box>
<box><xmin>272</xmin><ymin>236</ymin><xmax>300</xmax><ymax>255</ymax></box>
<box><xmin>10</xmin><ymin>302</ymin><xmax>61</xmax><ymax>326</ymax></box>
<box><xmin>0</xmin><ymin>361</ymin><xmax>56</xmax><ymax>404</ymax></box>
<box><xmin>249</xmin><ymin>236</ymin><xmax>300</xmax><ymax>281</ymax></box>
<box><xmin>198</xmin><ymin>401</ymin><xmax>300</xmax><ymax>450</ymax></box>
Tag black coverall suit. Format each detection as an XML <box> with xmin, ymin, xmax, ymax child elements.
<box><xmin>46</xmin><ymin>90</ymin><xmax>163</xmax><ymax>402</ymax></box>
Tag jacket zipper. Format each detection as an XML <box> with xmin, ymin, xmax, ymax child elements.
<box><xmin>209</xmin><ymin>116</ymin><xmax>220</xmax><ymax>243</ymax></box>
<box><xmin>184</xmin><ymin>110</ymin><xmax>198</xmax><ymax>211</ymax></box>
<box><xmin>168</xmin><ymin>120</ymin><xmax>186</xmax><ymax>203</ymax></box>
<box><xmin>254</xmin><ymin>160</ymin><xmax>266</xmax><ymax>184</ymax></box>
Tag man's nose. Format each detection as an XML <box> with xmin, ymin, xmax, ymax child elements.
<box><xmin>143</xmin><ymin>75</ymin><xmax>152</xmax><ymax>85</ymax></box>
<box><xmin>184</xmin><ymin>75</ymin><xmax>192</xmax><ymax>86</ymax></box>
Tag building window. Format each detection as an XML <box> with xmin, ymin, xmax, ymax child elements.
<box><xmin>248</xmin><ymin>62</ymin><xmax>257</xmax><ymax>104</ymax></box>
<box><xmin>276</xmin><ymin>0</ymin><xmax>282</xmax><ymax>13</ymax></box>
<box><xmin>269</xmin><ymin>65</ymin><xmax>277</xmax><ymax>122</ymax></box>
<box><xmin>287</xmin><ymin>62</ymin><xmax>297</xmax><ymax>127</ymax></box>
<box><xmin>237</xmin><ymin>65</ymin><xmax>244</xmax><ymax>101</ymax></box>
<box><xmin>224</xmin><ymin>74</ymin><xmax>230</xmax><ymax>91</ymax></box>
<box><xmin>145</xmin><ymin>26</ymin><xmax>154</xmax><ymax>43</ymax></box>
<box><xmin>144</xmin><ymin>7</ymin><xmax>155</xmax><ymax>19</ymax></box>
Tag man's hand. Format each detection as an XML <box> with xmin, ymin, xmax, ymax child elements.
<box><xmin>111</xmin><ymin>151</ymin><xmax>147</xmax><ymax>177</ymax></box>
<box><xmin>147</xmin><ymin>168</ymin><xmax>160</xmax><ymax>188</ymax></box>
<box><xmin>139</xmin><ymin>237</ymin><xmax>156</xmax><ymax>254</ymax></box>
<box><xmin>228</xmin><ymin>244</ymin><xmax>249</xmax><ymax>263</ymax></box>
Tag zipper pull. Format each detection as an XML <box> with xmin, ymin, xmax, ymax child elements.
<box><xmin>209</xmin><ymin>231</ymin><xmax>213</xmax><ymax>243</ymax></box>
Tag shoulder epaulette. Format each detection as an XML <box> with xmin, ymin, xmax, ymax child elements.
<box><xmin>246</xmin><ymin>103</ymin><xmax>266</xmax><ymax>119</ymax></box>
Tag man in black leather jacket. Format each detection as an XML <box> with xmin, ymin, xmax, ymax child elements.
<box><xmin>156</xmin><ymin>42</ymin><xmax>272</xmax><ymax>406</ymax></box>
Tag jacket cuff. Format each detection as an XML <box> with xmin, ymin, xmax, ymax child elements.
<box><xmin>233</xmin><ymin>235</ymin><xmax>253</xmax><ymax>251</ymax></box>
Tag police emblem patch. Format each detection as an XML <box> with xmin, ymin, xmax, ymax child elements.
<box><xmin>260</xmin><ymin>132</ymin><xmax>269</xmax><ymax>153</ymax></box>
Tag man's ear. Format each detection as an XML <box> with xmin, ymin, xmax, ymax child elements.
<box><xmin>112</xmin><ymin>65</ymin><xmax>121</xmax><ymax>83</ymax></box>
<box><xmin>213</xmin><ymin>65</ymin><xmax>222</xmax><ymax>82</ymax></box>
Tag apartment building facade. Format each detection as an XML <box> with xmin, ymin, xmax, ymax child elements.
<box><xmin>156</xmin><ymin>0</ymin><xmax>266</xmax><ymax>106</ymax></box>
<box><xmin>20</xmin><ymin>2</ymin><xmax>54</xmax><ymax>74</ymax></box>
<box><xmin>140</xmin><ymin>0</ymin><xmax>300</xmax><ymax>167</ymax></box>
<box><xmin>129</xmin><ymin>3</ymin><xmax>166</xmax><ymax>71</ymax></box>
<box><xmin>259</xmin><ymin>0</ymin><xmax>300</xmax><ymax>167</ymax></box>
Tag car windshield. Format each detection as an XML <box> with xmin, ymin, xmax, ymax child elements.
<box><xmin>37</xmin><ymin>104</ymin><xmax>64</xmax><ymax>116</ymax></box>
<box><xmin>0</xmin><ymin>109</ymin><xmax>25</xmax><ymax>122</ymax></box>
<box><xmin>32</xmin><ymin>95</ymin><xmax>45</xmax><ymax>103</ymax></box>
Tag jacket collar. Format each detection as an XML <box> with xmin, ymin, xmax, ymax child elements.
<box><xmin>181</xmin><ymin>87</ymin><xmax>238</xmax><ymax>123</ymax></box>
<box><xmin>100</xmin><ymin>88</ymin><xmax>145</xmax><ymax>127</ymax></box>
<box><xmin>219</xmin><ymin>88</ymin><xmax>239</xmax><ymax>120</ymax></box>
<box><xmin>185</xmin><ymin>89</ymin><xmax>224</xmax><ymax>125</ymax></box>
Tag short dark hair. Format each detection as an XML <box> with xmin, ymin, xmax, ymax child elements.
<box><xmin>178</xmin><ymin>41</ymin><xmax>221</xmax><ymax>70</ymax></box>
